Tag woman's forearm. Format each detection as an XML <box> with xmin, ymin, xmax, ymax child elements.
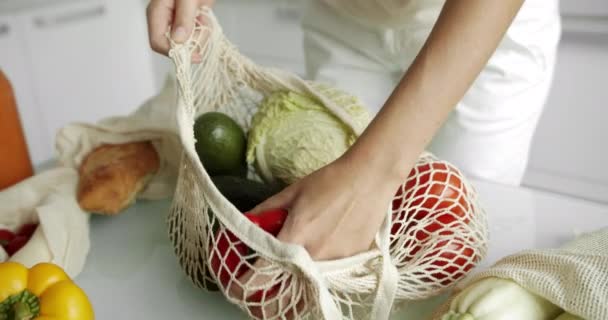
<box><xmin>344</xmin><ymin>0</ymin><xmax>525</xmax><ymax>182</ymax></box>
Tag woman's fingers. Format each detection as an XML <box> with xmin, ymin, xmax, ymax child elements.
<box><xmin>146</xmin><ymin>0</ymin><xmax>173</xmax><ymax>54</ymax></box>
<box><xmin>230</xmin><ymin>258</ymin><xmax>303</xmax><ymax>319</ymax></box>
<box><xmin>171</xmin><ymin>0</ymin><xmax>200</xmax><ymax>43</ymax></box>
<box><xmin>147</xmin><ymin>0</ymin><xmax>209</xmax><ymax>56</ymax></box>
<box><xmin>225</xmin><ymin>258</ymin><xmax>276</xmax><ymax>303</ymax></box>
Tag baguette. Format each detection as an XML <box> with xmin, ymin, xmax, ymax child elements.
<box><xmin>77</xmin><ymin>141</ymin><xmax>160</xmax><ymax>215</ymax></box>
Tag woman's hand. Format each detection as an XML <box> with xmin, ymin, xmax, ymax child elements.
<box><xmin>251</xmin><ymin>154</ymin><xmax>403</xmax><ymax>261</ymax></box>
<box><xmin>146</xmin><ymin>0</ymin><xmax>215</xmax><ymax>58</ymax></box>
<box><xmin>229</xmin><ymin>153</ymin><xmax>407</xmax><ymax>318</ymax></box>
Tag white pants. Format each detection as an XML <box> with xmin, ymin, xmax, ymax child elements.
<box><xmin>301</xmin><ymin>0</ymin><xmax>561</xmax><ymax>186</ymax></box>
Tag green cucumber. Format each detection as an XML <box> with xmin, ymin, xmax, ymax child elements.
<box><xmin>211</xmin><ymin>176</ymin><xmax>284</xmax><ymax>212</ymax></box>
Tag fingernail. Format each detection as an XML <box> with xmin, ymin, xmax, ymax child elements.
<box><xmin>172</xmin><ymin>26</ymin><xmax>187</xmax><ymax>43</ymax></box>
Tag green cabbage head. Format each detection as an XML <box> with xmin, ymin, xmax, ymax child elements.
<box><xmin>247</xmin><ymin>87</ymin><xmax>371</xmax><ymax>185</ymax></box>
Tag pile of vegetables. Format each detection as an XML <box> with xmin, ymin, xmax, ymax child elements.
<box><xmin>194</xmin><ymin>88</ymin><xmax>485</xmax><ymax>306</ymax></box>
<box><xmin>193</xmin><ymin>110</ymin><xmax>286</xmax><ymax>292</ymax></box>
<box><xmin>193</xmin><ymin>89</ymin><xmax>369</xmax><ymax>194</ymax></box>
<box><xmin>193</xmin><ymin>90</ymin><xmax>371</xmax><ymax>295</ymax></box>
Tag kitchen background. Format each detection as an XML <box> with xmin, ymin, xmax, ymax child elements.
<box><xmin>1</xmin><ymin>0</ymin><xmax>607</xmax><ymax>204</ymax></box>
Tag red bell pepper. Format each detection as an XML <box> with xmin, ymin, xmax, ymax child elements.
<box><xmin>209</xmin><ymin>209</ymin><xmax>288</xmax><ymax>302</ymax></box>
<box><xmin>4</xmin><ymin>235</ymin><xmax>29</xmax><ymax>256</ymax></box>
<box><xmin>0</xmin><ymin>229</ymin><xmax>15</xmax><ymax>247</ymax></box>
<box><xmin>16</xmin><ymin>223</ymin><xmax>38</xmax><ymax>239</ymax></box>
<box><xmin>209</xmin><ymin>229</ymin><xmax>248</xmax><ymax>286</ymax></box>
<box><xmin>0</xmin><ymin>223</ymin><xmax>39</xmax><ymax>257</ymax></box>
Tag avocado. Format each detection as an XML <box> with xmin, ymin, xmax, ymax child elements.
<box><xmin>211</xmin><ymin>176</ymin><xmax>284</xmax><ymax>212</ymax></box>
<box><xmin>194</xmin><ymin>112</ymin><xmax>247</xmax><ymax>177</ymax></box>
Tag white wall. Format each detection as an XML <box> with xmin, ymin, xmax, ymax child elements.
<box><xmin>523</xmin><ymin>31</ymin><xmax>608</xmax><ymax>204</ymax></box>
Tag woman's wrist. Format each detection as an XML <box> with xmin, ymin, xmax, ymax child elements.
<box><xmin>337</xmin><ymin>141</ymin><xmax>414</xmax><ymax>193</ymax></box>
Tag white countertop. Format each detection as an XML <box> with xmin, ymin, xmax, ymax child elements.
<box><xmin>74</xmin><ymin>180</ymin><xmax>608</xmax><ymax>319</ymax></box>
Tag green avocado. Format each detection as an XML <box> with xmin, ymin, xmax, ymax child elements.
<box><xmin>194</xmin><ymin>112</ymin><xmax>247</xmax><ymax>177</ymax></box>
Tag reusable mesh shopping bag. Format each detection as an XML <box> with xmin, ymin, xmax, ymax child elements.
<box><xmin>432</xmin><ymin>228</ymin><xmax>608</xmax><ymax>320</ymax></box>
<box><xmin>167</xmin><ymin>8</ymin><xmax>488</xmax><ymax>320</ymax></box>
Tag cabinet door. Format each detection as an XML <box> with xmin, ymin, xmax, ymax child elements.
<box><xmin>0</xmin><ymin>15</ymin><xmax>51</xmax><ymax>165</ymax></box>
<box><xmin>561</xmin><ymin>0</ymin><xmax>608</xmax><ymax>18</ymax></box>
<box><xmin>21</xmin><ymin>0</ymin><xmax>157</xmax><ymax>159</ymax></box>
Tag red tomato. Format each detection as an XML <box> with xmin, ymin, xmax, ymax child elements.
<box><xmin>0</xmin><ymin>229</ymin><xmax>15</xmax><ymax>247</ymax></box>
<box><xmin>420</xmin><ymin>238</ymin><xmax>476</xmax><ymax>286</ymax></box>
<box><xmin>391</xmin><ymin>163</ymin><xmax>469</xmax><ymax>235</ymax></box>
<box><xmin>390</xmin><ymin>161</ymin><xmax>478</xmax><ymax>287</ymax></box>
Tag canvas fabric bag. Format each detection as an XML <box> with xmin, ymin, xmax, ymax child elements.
<box><xmin>0</xmin><ymin>168</ymin><xmax>90</xmax><ymax>278</ymax></box>
<box><xmin>431</xmin><ymin>228</ymin><xmax>608</xmax><ymax>320</ymax></box>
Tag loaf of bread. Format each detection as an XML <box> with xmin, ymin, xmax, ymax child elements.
<box><xmin>77</xmin><ymin>141</ymin><xmax>160</xmax><ymax>215</ymax></box>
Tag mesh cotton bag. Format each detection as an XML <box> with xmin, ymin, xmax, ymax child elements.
<box><xmin>167</xmin><ymin>8</ymin><xmax>488</xmax><ymax>320</ymax></box>
<box><xmin>432</xmin><ymin>228</ymin><xmax>608</xmax><ymax>320</ymax></box>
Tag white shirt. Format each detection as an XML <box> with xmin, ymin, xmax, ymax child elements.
<box><xmin>322</xmin><ymin>0</ymin><xmax>445</xmax><ymax>28</ymax></box>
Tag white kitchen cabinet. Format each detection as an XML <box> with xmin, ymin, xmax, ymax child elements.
<box><xmin>21</xmin><ymin>0</ymin><xmax>157</xmax><ymax>155</ymax></box>
<box><xmin>0</xmin><ymin>0</ymin><xmax>157</xmax><ymax>166</ymax></box>
<box><xmin>0</xmin><ymin>15</ymin><xmax>51</xmax><ymax>165</ymax></box>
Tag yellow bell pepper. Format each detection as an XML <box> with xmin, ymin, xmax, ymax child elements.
<box><xmin>0</xmin><ymin>262</ymin><xmax>94</xmax><ymax>320</ymax></box>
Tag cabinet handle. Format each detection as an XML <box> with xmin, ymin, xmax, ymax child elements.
<box><xmin>0</xmin><ymin>23</ymin><xmax>9</xmax><ymax>37</ymax></box>
<box><xmin>33</xmin><ymin>5</ymin><xmax>106</xmax><ymax>28</ymax></box>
